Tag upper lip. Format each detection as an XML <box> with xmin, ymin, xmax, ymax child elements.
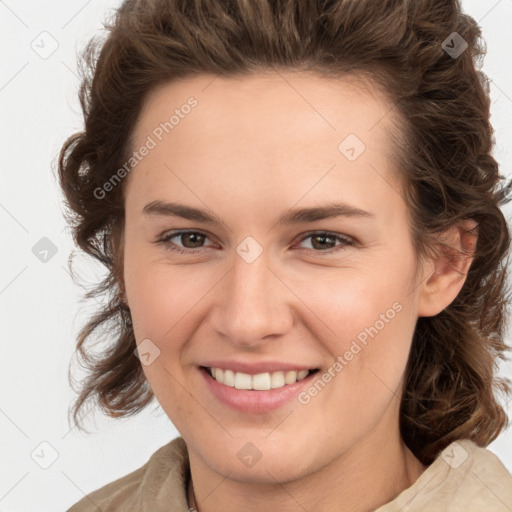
<box><xmin>200</xmin><ymin>360</ymin><xmax>319</xmax><ymax>375</ymax></box>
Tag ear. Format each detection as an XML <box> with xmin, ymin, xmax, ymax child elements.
<box><xmin>416</xmin><ymin>219</ymin><xmax>478</xmax><ymax>317</ymax></box>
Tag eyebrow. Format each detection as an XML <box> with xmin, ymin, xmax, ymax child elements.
<box><xmin>142</xmin><ymin>200</ymin><xmax>375</xmax><ymax>227</ymax></box>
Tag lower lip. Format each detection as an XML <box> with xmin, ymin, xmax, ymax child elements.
<box><xmin>199</xmin><ymin>367</ymin><xmax>318</xmax><ymax>414</ymax></box>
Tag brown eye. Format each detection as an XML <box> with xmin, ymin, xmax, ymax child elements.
<box><xmin>296</xmin><ymin>232</ymin><xmax>354</xmax><ymax>252</ymax></box>
<box><xmin>176</xmin><ymin>232</ymin><xmax>206</xmax><ymax>248</ymax></box>
<box><xmin>157</xmin><ymin>230</ymin><xmax>213</xmax><ymax>253</ymax></box>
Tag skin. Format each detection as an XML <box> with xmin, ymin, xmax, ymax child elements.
<box><xmin>120</xmin><ymin>70</ymin><xmax>477</xmax><ymax>512</ymax></box>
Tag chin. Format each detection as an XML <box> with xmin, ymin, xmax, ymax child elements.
<box><xmin>194</xmin><ymin>437</ymin><xmax>319</xmax><ymax>484</ymax></box>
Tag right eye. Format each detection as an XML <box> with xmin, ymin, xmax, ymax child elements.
<box><xmin>156</xmin><ymin>230</ymin><xmax>215</xmax><ymax>254</ymax></box>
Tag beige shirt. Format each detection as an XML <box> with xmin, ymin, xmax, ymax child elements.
<box><xmin>66</xmin><ymin>437</ymin><xmax>512</xmax><ymax>511</ymax></box>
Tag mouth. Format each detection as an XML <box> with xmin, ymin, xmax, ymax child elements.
<box><xmin>201</xmin><ymin>365</ymin><xmax>320</xmax><ymax>391</ymax></box>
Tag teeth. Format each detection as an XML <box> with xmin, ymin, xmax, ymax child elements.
<box><xmin>235</xmin><ymin>372</ymin><xmax>252</xmax><ymax>390</ymax></box>
<box><xmin>284</xmin><ymin>371</ymin><xmax>298</xmax><ymax>385</ymax></box>
<box><xmin>271</xmin><ymin>371</ymin><xmax>285</xmax><ymax>389</ymax></box>
<box><xmin>224</xmin><ymin>369</ymin><xmax>235</xmax><ymax>387</ymax></box>
<box><xmin>208</xmin><ymin>367</ymin><xmax>312</xmax><ymax>390</ymax></box>
<box><xmin>252</xmin><ymin>372</ymin><xmax>271</xmax><ymax>390</ymax></box>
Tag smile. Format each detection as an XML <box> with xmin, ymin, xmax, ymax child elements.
<box><xmin>199</xmin><ymin>366</ymin><xmax>321</xmax><ymax>413</ymax></box>
<box><xmin>206</xmin><ymin>366</ymin><xmax>318</xmax><ymax>391</ymax></box>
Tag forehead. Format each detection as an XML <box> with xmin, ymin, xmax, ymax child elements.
<box><xmin>132</xmin><ymin>69</ymin><xmax>397</xmax><ymax>159</ymax></box>
<box><xmin>126</xmin><ymin>70</ymin><xmax>404</xmax><ymax>213</ymax></box>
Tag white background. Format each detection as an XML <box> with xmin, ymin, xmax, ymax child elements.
<box><xmin>1</xmin><ymin>1</ymin><xmax>511</xmax><ymax>510</ymax></box>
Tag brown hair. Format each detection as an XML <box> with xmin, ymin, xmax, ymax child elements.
<box><xmin>58</xmin><ymin>0</ymin><xmax>511</xmax><ymax>464</ymax></box>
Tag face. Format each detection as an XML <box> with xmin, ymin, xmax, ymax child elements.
<box><xmin>122</xmin><ymin>70</ymin><xmax>426</xmax><ymax>482</ymax></box>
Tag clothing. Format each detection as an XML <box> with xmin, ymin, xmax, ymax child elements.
<box><xmin>66</xmin><ymin>436</ymin><xmax>512</xmax><ymax>511</ymax></box>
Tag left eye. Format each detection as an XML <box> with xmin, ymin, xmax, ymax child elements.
<box><xmin>296</xmin><ymin>232</ymin><xmax>354</xmax><ymax>252</ymax></box>
<box><xmin>156</xmin><ymin>230</ymin><xmax>354</xmax><ymax>254</ymax></box>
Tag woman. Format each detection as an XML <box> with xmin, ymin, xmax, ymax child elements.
<box><xmin>60</xmin><ymin>0</ymin><xmax>512</xmax><ymax>510</ymax></box>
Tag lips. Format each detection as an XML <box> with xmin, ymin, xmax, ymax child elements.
<box><xmin>198</xmin><ymin>361</ymin><xmax>321</xmax><ymax>413</ymax></box>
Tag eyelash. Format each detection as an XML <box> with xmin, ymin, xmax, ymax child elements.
<box><xmin>155</xmin><ymin>229</ymin><xmax>355</xmax><ymax>255</ymax></box>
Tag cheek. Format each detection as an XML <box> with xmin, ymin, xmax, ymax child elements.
<box><xmin>124</xmin><ymin>246</ymin><xmax>210</xmax><ymax>341</ymax></box>
<box><xmin>124</xmin><ymin>258</ymin><xmax>210</xmax><ymax>423</ymax></box>
<box><xmin>297</xmin><ymin>277</ymin><xmax>416</xmax><ymax>443</ymax></box>
<box><xmin>301</xmin><ymin>267</ymin><xmax>417</xmax><ymax>394</ymax></box>
<box><xmin>304</xmin><ymin>267</ymin><xmax>414</xmax><ymax>344</ymax></box>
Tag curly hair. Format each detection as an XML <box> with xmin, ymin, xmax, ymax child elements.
<box><xmin>58</xmin><ymin>0</ymin><xmax>512</xmax><ymax>465</ymax></box>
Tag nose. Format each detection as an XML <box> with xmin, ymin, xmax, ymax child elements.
<box><xmin>210</xmin><ymin>248</ymin><xmax>293</xmax><ymax>347</ymax></box>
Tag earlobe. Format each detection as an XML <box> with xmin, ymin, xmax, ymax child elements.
<box><xmin>417</xmin><ymin>219</ymin><xmax>478</xmax><ymax>317</ymax></box>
